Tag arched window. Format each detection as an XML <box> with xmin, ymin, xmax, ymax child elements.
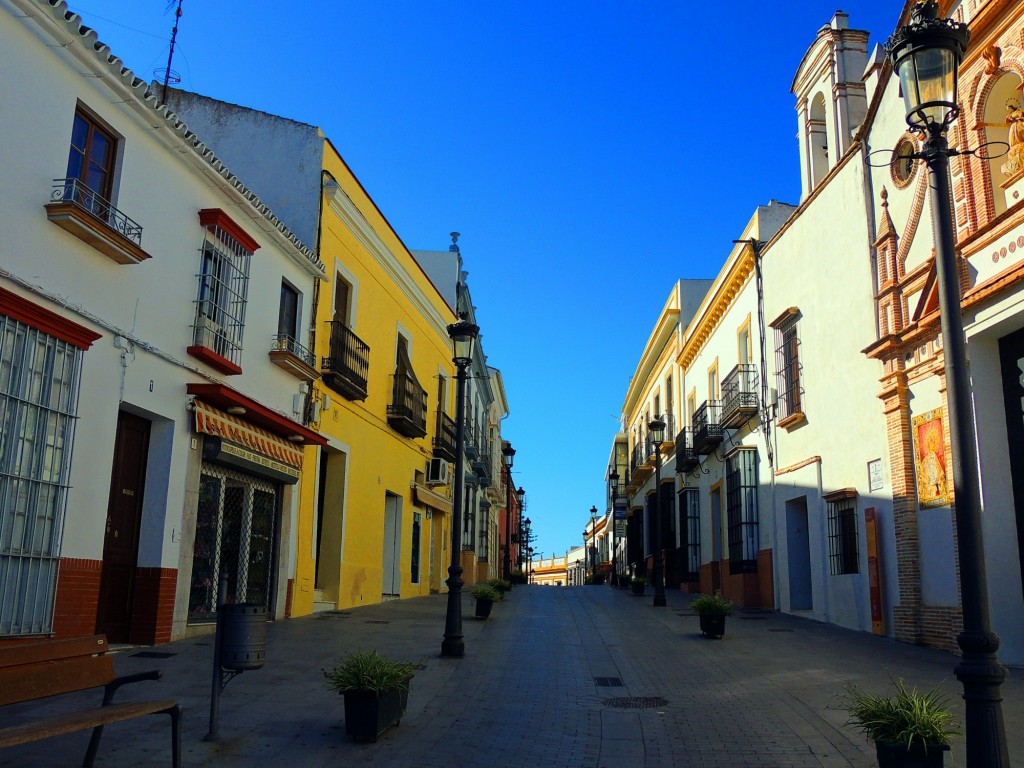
<box><xmin>809</xmin><ymin>92</ymin><xmax>830</xmax><ymax>187</ymax></box>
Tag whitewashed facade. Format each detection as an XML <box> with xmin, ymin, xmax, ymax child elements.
<box><xmin>0</xmin><ymin>0</ymin><xmax>325</xmax><ymax>644</ymax></box>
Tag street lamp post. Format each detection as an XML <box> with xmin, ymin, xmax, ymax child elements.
<box><xmin>589</xmin><ymin>506</ymin><xmax>598</xmax><ymax>583</ymax></box>
<box><xmin>501</xmin><ymin>443</ymin><xmax>516</xmax><ymax>583</ymax></box>
<box><xmin>441</xmin><ymin>316</ymin><xmax>478</xmax><ymax>658</ymax></box>
<box><xmin>609</xmin><ymin>470</ymin><xmax>620</xmax><ymax>587</ymax></box>
<box><xmin>648</xmin><ymin>416</ymin><xmax>667</xmax><ymax>607</ymax></box>
<box><xmin>523</xmin><ymin>516</ymin><xmax>531</xmax><ymax>583</ymax></box>
<box><xmin>885</xmin><ymin>4</ymin><xmax>1009</xmax><ymax>764</ymax></box>
<box><xmin>515</xmin><ymin>486</ymin><xmax>525</xmax><ymax>577</ymax></box>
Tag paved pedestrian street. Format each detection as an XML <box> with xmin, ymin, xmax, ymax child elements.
<box><xmin>2</xmin><ymin>586</ymin><xmax>1021</xmax><ymax>767</ymax></box>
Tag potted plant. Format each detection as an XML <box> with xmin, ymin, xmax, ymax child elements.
<box><xmin>323</xmin><ymin>650</ymin><xmax>416</xmax><ymax>743</ymax></box>
<box><xmin>630</xmin><ymin>576</ymin><xmax>646</xmax><ymax>596</ymax></box>
<box><xmin>691</xmin><ymin>593</ymin><xmax>732</xmax><ymax>638</ymax></box>
<box><xmin>840</xmin><ymin>679</ymin><xmax>957</xmax><ymax>767</ymax></box>
<box><xmin>487</xmin><ymin>577</ymin><xmax>511</xmax><ymax>594</ymax></box>
<box><xmin>509</xmin><ymin>569</ymin><xmax>527</xmax><ymax>585</ymax></box>
<box><xmin>617</xmin><ymin>574</ymin><xmax>630</xmax><ymax>590</ymax></box>
<box><xmin>471</xmin><ymin>584</ymin><xmax>503</xmax><ymax>619</ymax></box>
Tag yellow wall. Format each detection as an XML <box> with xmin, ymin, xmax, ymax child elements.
<box><xmin>291</xmin><ymin>139</ymin><xmax>457</xmax><ymax>615</ymax></box>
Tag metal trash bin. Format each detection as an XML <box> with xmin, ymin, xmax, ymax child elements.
<box><xmin>219</xmin><ymin>603</ymin><xmax>267</xmax><ymax>670</ymax></box>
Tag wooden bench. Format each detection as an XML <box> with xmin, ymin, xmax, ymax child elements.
<box><xmin>0</xmin><ymin>635</ymin><xmax>181</xmax><ymax>767</ymax></box>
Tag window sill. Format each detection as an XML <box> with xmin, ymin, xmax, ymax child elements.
<box><xmin>45</xmin><ymin>201</ymin><xmax>152</xmax><ymax>265</ymax></box>
<box><xmin>187</xmin><ymin>344</ymin><xmax>242</xmax><ymax>375</ymax></box>
<box><xmin>777</xmin><ymin>412</ymin><xmax>807</xmax><ymax>431</ymax></box>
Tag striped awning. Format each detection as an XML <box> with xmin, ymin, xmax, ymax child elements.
<box><xmin>194</xmin><ymin>401</ymin><xmax>304</xmax><ymax>468</ymax></box>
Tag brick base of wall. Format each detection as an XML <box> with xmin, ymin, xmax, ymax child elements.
<box><xmin>130</xmin><ymin>567</ymin><xmax>177</xmax><ymax>645</ymax></box>
<box><xmin>284</xmin><ymin>578</ymin><xmax>294</xmax><ymax>619</ymax></box>
<box><xmin>52</xmin><ymin>557</ymin><xmax>102</xmax><ymax>638</ymax></box>
<box><xmin>697</xmin><ymin>554</ymin><xmax>773</xmax><ymax>609</ymax></box>
<box><xmin>895</xmin><ymin>603</ymin><xmax>963</xmax><ymax>654</ymax></box>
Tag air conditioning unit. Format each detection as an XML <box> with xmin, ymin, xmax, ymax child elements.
<box><xmin>426</xmin><ymin>458</ymin><xmax>450</xmax><ymax>486</ymax></box>
<box><xmin>193</xmin><ymin>315</ymin><xmax>224</xmax><ymax>350</ymax></box>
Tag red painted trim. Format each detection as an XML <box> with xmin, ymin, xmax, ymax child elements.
<box><xmin>198</xmin><ymin>208</ymin><xmax>260</xmax><ymax>253</ymax></box>
<box><xmin>0</xmin><ymin>287</ymin><xmax>102</xmax><ymax>350</ymax></box>
<box><xmin>186</xmin><ymin>344</ymin><xmax>243</xmax><ymax>376</ymax></box>
<box><xmin>187</xmin><ymin>382</ymin><xmax>327</xmax><ymax>445</ymax></box>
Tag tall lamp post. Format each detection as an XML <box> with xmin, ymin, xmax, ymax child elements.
<box><xmin>441</xmin><ymin>315</ymin><xmax>478</xmax><ymax>658</ymax></box>
<box><xmin>648</xmin><ymin>416</ymin><xmax>667</xmax><ymax>607</ymax></box>
<box><xmin>523</xmin><ymin>517</ymin><xmax>532</xmax><ymax>583</ymax></box>
<box><xmin>885</xmin><ymin>4</ymin><xmax>1009</xmax><ymax>764</ymax></box>
<box><xmin>501</xmin><ymin>443</ymin><xmax>516</xmax><ymax>583</ymax></box>
<box><xmin>609</xmin><ymin>470</ymin><xmax>620</xmax><ymax>587</ymax></box>
<box><xmin>589</xmin><ymin>506</ymin><xmax>598</xmax><ymax>582</ymax></box>
<box><xmin>515</xmin><ymin>486</ymin><xmax>525</xmax><ymax>576</ymax></box>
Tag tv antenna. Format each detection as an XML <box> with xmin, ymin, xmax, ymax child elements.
<box><xmin>154</xmin><ymin>0</ymin><xmax>184</xmax><ymax>103</ymax></box>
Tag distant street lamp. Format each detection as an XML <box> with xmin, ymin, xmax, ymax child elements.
<box><xmin>885</xmin><ymin>4</ymin><xmax>1009</xmax><ymax>764</ymax></box>
<box><xmin>516</xmin><ymin>486</ymin><xmax>525</xmax><ymax>575</ymax></box>
<box><xmin>501</xmin><ymin>443</ymin><xmax>516</xmax><ymax>583</ymax></box>
<box><xmin>523</xmin><ymin>516</ymin><xmax>531</xmax><ymax>583</ymax></box>
<box><xmin>441</xmin><ymin>315</ymin><xmax>478</xmax><ymax>658</ymax></box>
<box><xmin>609</xmin><ymin>469</ymin><xmax>620</xmax><ymax>587</ymax></box>
<box><xmin>589</xmin><ymin>506</ymin><xmax>598</xmax><ymax>583</ymax></box>
<box><xmin>648</xmin><ymin>416</ymin><xmax>666</xmax><ymax>607</ymax></box>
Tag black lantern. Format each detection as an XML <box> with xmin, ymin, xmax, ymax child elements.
<box><xmin>501</xmin><ymin>443</ymin><xmax>515</xmax><ymax>582</ymax></box>
<box><xmin>447</xmin><ymin>316</ymin><xmax>479</xmax><ymax>364</ymax></box>
<box><xmin>884</xmin><ymin>1</ymin><xmax>969</xmax><ymax>130</ymax></box>
<box><xmin>648</xmin><ymin>416</ymin><xmax>666</xmax><ymax>445</ymax></box>
<box><xmin>502</xmin><ymin>443</ymin><xmax>515</xmax><ymax>468</ymax></box>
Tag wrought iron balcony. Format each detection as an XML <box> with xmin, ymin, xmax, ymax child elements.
<box><xmin>268</xmin><ymin>333</ymin><xmax>318</xmax><ymax>381</ymax></box>
<box><xmin>657</xmin><ymin>413</ymin><xmax>677</xmax><ymax>453</ymax></box>
<box><xmin>322</xmin><ymin>321</ymin><xmax>369</xmax><ymax>401</ymax></box>
<box><xmin>692</xmin><ymin>400</ymin><xmax>724</xmax><ymax>455</ymax></box>
<box><xmin>472</xmin><ymin>437</ymin><xmax>491</xmax><ymax>481</ymax></box>
<box><xmin>674</xmin><ymin>428</ymin><xmax>699</xmax><ymax>473</ymax></box>
<box><xmin>387</xmin><ymin>374</ymin><xmax>428</xmax><ymax>438</ymax></box>
<box><xmin>45</xmin><ymin>178</ymin><xmax>151</xmax><ymax>264</ymax></box>
<box><xmin>432</xmin><ymin>411</ymin><xmax>457</xmax><ymax>462</ymax></box>
<box><xmin>721</xmin><ymin>364</ymin><xmax>759</xmax><ymax>428</ymax></box>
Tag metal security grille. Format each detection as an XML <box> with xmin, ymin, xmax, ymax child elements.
<box><xmin>188</xmin><ymin>464</ymin><xmax>277</xmax><ymax>622</ymax></box>
<box><xmin>774</xmin><ymin>318</ymin><xmax>802</xmax><ymax>420</ymax></box>
<box><xmin>726</xmin><ymin>449</ymin><xmax>759</xmax><ymax>574</ymax></box>
<box><xmin>193</xmin><ymin>224</ymin><xmax>251</xmax><ymax>365</ymax></box>
<box><xmin>827</xmin><ymin>496</ymin><xmax>860</xmax><ymax>574</ymax></box>
<box><xmin>0</xmin><ymin>317</ymin><xmax>83</xmax><ymax>635</ymax></box>
<box><xmin>680</xmin><ymin>488</ymin><xmax>701</xmax><ymax>582</ymax></box>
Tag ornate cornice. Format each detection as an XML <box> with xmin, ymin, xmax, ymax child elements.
<box><xmin>678</xmin><ymin>248</ymin><xmax>755</xmax><ymax>371</ymax></box>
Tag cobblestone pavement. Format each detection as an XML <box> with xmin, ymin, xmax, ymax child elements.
<box><xmin>2</xmin><ymin>585</ymin><xmax>1021</xmax><ymax>767</ymax></box>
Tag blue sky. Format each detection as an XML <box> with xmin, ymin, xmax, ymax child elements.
<box><xmin>68</xmin><ymin>1</ymin><xmax>902</xmax><ymax>560</ymax></box>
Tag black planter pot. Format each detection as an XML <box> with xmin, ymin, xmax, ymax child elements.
<box><xmin>342</xmin><ymin>682</ymin><xmax>411</xmax><ymax>742</ymax></box>
<box><xmin>631</xmin><ymin>582</ymin><xmax>645</xmax><ymax>596</ymax></box>
<box><xmin>475</xmin><ymin>598</ymin><xmax>494</xmax><ymax>619</ymax></box>
<box><xmin>698</xmin><ymin>613</ymin><xmax>726</xmax><ymax>638</ymax></box>
<box><xmin>618</xmin><ymin>579</ymin><xmax>630</xmax><ymax>590</ymax></box>
<box><xmin>875</xmin><ymin>742</ymin><xmax>948</xmax><ymax>768</ymax></box>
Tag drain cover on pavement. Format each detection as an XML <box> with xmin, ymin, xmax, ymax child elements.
<box><xmin>602</xmin><ymin>696</ymin><xmax>668</xmax><ymax>709</ymax></box>
<box><xmin>594</xmin><ymin>677</ymin><xmax>624</xmax><ymax>687</ymax></box>
<box><xmin>132</xmin><ymin>651</ymin><xmax>176</xmax><ymax>658</ymax></box>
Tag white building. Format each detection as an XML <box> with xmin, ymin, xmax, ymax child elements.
<box><xmin>0</xmin><ymin>0</ymin><xmax>325</xmax><ymax>644</ymax></box>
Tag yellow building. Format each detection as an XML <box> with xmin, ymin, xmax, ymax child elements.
<box><xmin>301</xmin><ymin>145</ymin><xmax>460</xmax><ymax>613</ymax></box>
<box><xmin>161</xmin><ymin>93</ymin><xmax>460</xmax><ymax>616</ymax></box>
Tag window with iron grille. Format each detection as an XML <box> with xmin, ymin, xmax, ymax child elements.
<box><xmin>827</xmin><ymin>493</ymin><xmax>859</xmax><ymax>575</ymax></box>
<box><xmin>188</xmin><ymin>465</ymin><xmax>278</xmax><ymax>622</ymax></box>
<box><xmin>725</xmin><ymin>448</ymin><xmax>759</xmax><ymax>574</ymax></box>
<box><xmin>679</xmin><ymin>488</ymin><xmax>701</xmax><ymax>582</ymax></box>
<box><xmin>192</xmin><ymin>215</ymin><xmax>252</xmax><ymax>367</ymax></box>
<box><xmin>0</xmin><ymin>317</ymin><xmax>84</xmax><ymax>635</ymax></box>
<box><xmin>773</xmin><ymin>312</ymin><xmax>802</xmax><ymax>421</ymax></box>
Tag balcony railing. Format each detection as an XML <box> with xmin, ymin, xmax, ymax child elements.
<box><xmin>45</xmin><ymin>178</ymin><xmax>150</xmax><ymax>264</ymax></box>
<box><xmin>433</xmin><ymin>411</ymin><xmax>457</xmax><ymax>462</ymax></box>
<box><xmin>721</xmin><ymin>364</ymin><xmax>759</xmax><ymax>428</ymax></box>
<box><xmin>322</xmin><ymin>321</ymin><xmax>369</xmax><ymax>401</ymax></box>
<box><xmin>692</xmin><ymin>400</ymin><xmax>724</xmax><ymax>455</ymax></box>
<box><xmin>630</xmin><ymin>439</ymin><xmax>650</xmax><ymax>473</ymax></box>
<box><xmin>387</xmin><ymin>374</ymin><xmax>428</xmax><ymax>438</ymax></box>
<box><xmin>51</xmin><ymin>178</ymin><xmax>143</xmax><ymax>244</ymax></box>
<box><xmin>268</xmin><ymin>333</ymin><xmax>318</xmax><ymax>381</ymax></box>
<box><xmin>674</xmin><ymin>428</ymin><xmax>699</xmax><ymax>473</ymax></box>
<box><xmin>472</xmin><ymin>437</ymin><xmax>491</xmax><ymax>480</ymax></box>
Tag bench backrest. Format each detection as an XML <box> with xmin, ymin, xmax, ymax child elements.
<box><xmin>0</xmin><ymin>635</ymin><xmax>115</xmax><ymax>706</ymax></box>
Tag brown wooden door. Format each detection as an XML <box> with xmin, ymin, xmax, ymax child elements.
<box><xmin>96</xmin><ymin>412</ymin><xmax>150</xmax><ymax>642</ymax></box>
